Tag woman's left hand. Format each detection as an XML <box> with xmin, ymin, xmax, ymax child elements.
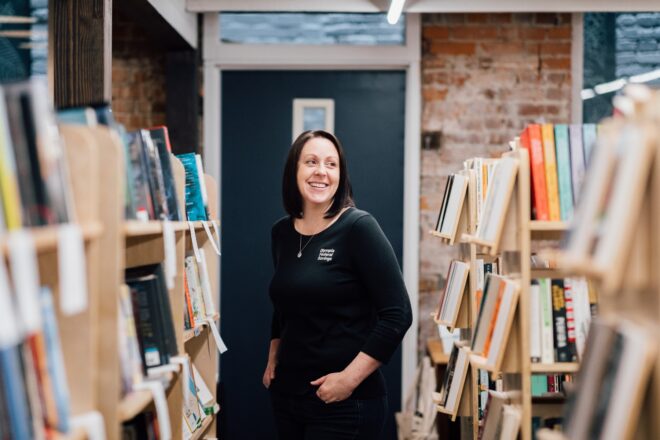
<box><xmin>310</xmin><ymin>371</ymin><xmax>358</xmax><ymax>404</ymax></box>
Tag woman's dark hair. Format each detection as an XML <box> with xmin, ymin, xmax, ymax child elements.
<box><xmin>282</xmin><ymin>130</ymin><xmax>354</xmax><ymax>219</ymax></box>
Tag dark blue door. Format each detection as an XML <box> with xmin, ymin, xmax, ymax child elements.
<box><xmin>220</xmin><ymin>70</ymin><xmax>406</xmax><ymax>439</ymax></box>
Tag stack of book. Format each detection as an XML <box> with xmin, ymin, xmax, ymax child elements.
<box><xmin>0</xmin><ymin>286</ymin><xmax>71</xmax><ymax>439</ymax></box>
<box><xmin>529</xmin><ymin>278</ymin><xmax>597</xmax><ymax>364</ymax></box>
<box><xmin>519</xmin><ymin>123</ymin><xmax>598</xmax><ymax>222</ymax></box>
<box><xmin>0</xmin><ymin>80</ymin><xmax>75</xmax><ymax>231</ymax></box>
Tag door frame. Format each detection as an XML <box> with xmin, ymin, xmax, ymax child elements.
<box><xmin>202</xmin><ymin>12</ymin><xmax>421</xmax><ymax>405</ymax></box>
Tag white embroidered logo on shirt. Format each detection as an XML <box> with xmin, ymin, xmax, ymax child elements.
<box><xmin>318</xmin><ymin>248</ymin><xmax>335</xmax><ymax>262</ymax></box>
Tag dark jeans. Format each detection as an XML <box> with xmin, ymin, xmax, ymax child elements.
<box><xmin>270</xmin><ymin>389</ymin><xmax>387</xmax><ymax>439</ymax></box>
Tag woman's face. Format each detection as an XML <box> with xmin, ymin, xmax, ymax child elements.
<box><xmin>296</xmin><ymin>137</ymin><xmax>340</xmax><ymax>211</ymax></box>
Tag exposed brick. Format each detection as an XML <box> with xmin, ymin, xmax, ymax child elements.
<box><xmin>540</xmin><ymin>42</ymin><xmax>572</xmax><ymax>56</ymax></box>
<box><xmin>467</xmin><ymin>13</ymin><xmax>490</xmax><ymax>24</ymax></box>
<box><xmin>451</xmin><ymin>26</ymin><xmax>500</xmax><ymax>40</ymax></box>
<box><xmin>535</xmin><ymin>13</ymin><xmax>561</xmax><ymax>25</ymax></box>
<box><xmin>542</xmin><ymin>57</ymin><xmax>571</xmax><ymax>70</ymax></box>
<box><xmin>518</xmin><ymin>103</ymin><xmax>545</xmax><ymax>116</ymax></box>
<box><xmin>519</xmin><ymin>28</ymin><xmax>546</xmax><ymax>40</ymax></box>
<box><xmin>429</xmin><ymin>41</ymin><xmax>476</xmax><ymax>55</ymax></box>
<box><xmin>546</xmin><ymin>26</ymin><xmax>572</xmax><ymax>39</ymax></box>
<box><xmin>423</xmin><ymin>88</ymin><xmax>449</xmax><ymax>101</ymax></box>
<box><xmin>480</xmin><ymin>42</ymin><xmax>526</xmax><ymax>55</ymax></box>
<box><xmin>423</xmin><ymin>26</ymin><xmax>450</xmax><ymax>39</ymax></box>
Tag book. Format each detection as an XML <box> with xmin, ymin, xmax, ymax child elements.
<box><xmin>478</xmin><ymin>390</ymin><xmax>516</xmax><ymax>440</ymax></box>
<box><xmin>118</xmin><ymin>285</ymin><xmax>145</xmax><ymax>394</ymax></box>
<box><xmin>569</xmin><ymin>124</ymin><xmax>586</xmax><ymax>205</ymax></box>
<box><xmin>562</xmin><ymin>279</ymin><xmax>579</xmax><ymax>361</ymax></box>
<box><xmin>541</xmin><ymin>124</ymin><xmax>561</xmax><ymax>221</ymax></box>
<box><xmin>0</xmin><ymin>87</ymin><xmax>23</xmax><ymax>229</ymax></box>
<box><xmin>523</xmin><ymin>124</ymin><xmax>549</xmax><ymax>220</ymax></box>
<box><xmin>126</xmin><ymin>131</ymin><xmax>155</xmax><ymax>221</ymax></box>
<box><xmin>437</xmin><ymin>173</ymin><xmax>468</xmax><ymax>240</ymax></box>
<box><xmin>538</xmin><ymin>278</ymin><xmax>555</xmax><ymax>364</ymax></box>
<box><xmin>185</xmin><ymin>257</ymin><xmax>208</xmax><ymax>323</ymax></box>
<box><xmin>140</xmin><ymin>130</ymin><xmax>170</xmax><ymax>221</ymax></box>
<box><xmin>435</xmin><ymin>175</ymin><xmax>453</xmax><ymax>231</ymax></box>
<box><xmin>475</xmin><ymin>157</ymin><xmax>518</xmax><ymax>244</ymax></box>
<box><xmin>442</xmin><ymin>345</ymin><xmax>469</xmax><ymax>414</ymax></box>
<box><xmin>553</xmin><ymin>124</ymin><xmax>573</xmax><ymax>220</ymax></box>
<box><xmin>550</xmin><ymin>279</ymin><xmax>574</xmax><ymax>362</ymax></box>
<box><xmin>181</xmin><ymin>356</ymin><xmax>203</xmax><ymax>437</ymax></box>
<box><xmin>0</xmin><ymin>345</ymin><xmax>33</xmax><ymax>439</ymax></box>
<box><xmin>177</xmin><ymin>153</ymin><xmax>207</xmax><ymax>221</ymax></box>
<box><xmin>194</xmin><ymin>154</ymin><xmax>210</xmax><ymax>218</ymax></box>
<box><xmin>471</xmin><ymin>274</ymin><xmax>502</xmax><ymax>355</ymax></box>
<box><xmin>438</xmin><ymin>260</ymin><xmax>469</xmax><ymax>326</ymax></box>
<box><xmin>582</xmin><ymin>123</ymin><xmax>598</xmax><ymax>164</ymax></box>
<box><xmin>148</xmin><ymin>127</ymin><xmax>181</xmax><ymax>221</ymax></box>
<box><xmin>529</xmin><ymin>280</ymin><xmax>542</xmax><ymax>363</ymax></box>
<box><xmin>499</xmin><ymin>404</ymin><xmax>522</xmax><ymax>440</ymax></box>
<box><xmin>485</xmin><ymin>280</ymin><xmax>518</xmax><ymax>366</ymax></box>
<box><xmin>563</xmin><ymin>319</ymin><xmax>615</xmax><ymax>439</ymax></box>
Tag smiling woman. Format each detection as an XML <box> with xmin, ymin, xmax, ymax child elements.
<box><xmin>264</xmin><ymin>129</ymin><xmax>413</xmax><ymax>440</ymax></box>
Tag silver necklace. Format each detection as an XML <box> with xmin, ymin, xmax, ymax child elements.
<box><xmin>298</xmin><ymin>233</ymin><xmax>315</xmax><ymax>258</ymax></box>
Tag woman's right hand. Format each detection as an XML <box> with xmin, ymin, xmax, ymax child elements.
<box><xmin>262</xmin><ymin>361</ymin><xmax>276</xmax><ymax>389</ymax></box>
<box><xmin>263</xmin><ymin>338</ymin><xmax>280</xmax><ymax>389</ymax></box>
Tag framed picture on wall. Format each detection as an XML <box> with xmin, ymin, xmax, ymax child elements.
<box><xmin>292</xmin><ymin>98</ymin><xmax>335</xmax><ymax>140</ymax></box>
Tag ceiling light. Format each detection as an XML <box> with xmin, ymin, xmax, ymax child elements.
<box><xmin>387</xmin><ymin>0</ymin><xmax>406</xmax><ymax>25</ymax></box>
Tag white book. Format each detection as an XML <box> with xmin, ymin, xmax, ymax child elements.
<box><xmin>486</xmin><ymin>281</ymin><xmax>518</xmax><ymax>366</ymax></box>
<box><xmin>475</xmin><ymin>259</ymin><xmax>485</xmax><ymax>292</ymax></box>
<box><xmin>197</xmin><ymin>252</ymin><xmax>217</xmax><ymax>316</ymax></box>
<box><xmin>573</xmin><ymin>278</ymin><xmax>592</xmax><ymax>360</ymax></box>
<box><xmin>601</xmin><ymin>322</ymin><xmax>658</xmax><ymax>440</ymax></box>
<box><xmin>444</xmin><ymin>346</ymin><xmax>469</xmax><ymax>413</ymax></box>
<box><xmin>564</xmin><ymin>125</ymin><xmax>616</xmax><ymax>260</ymax></box>
<box><xmin>477</xmin><ymin>157</ymin><xmax>518</xmax><ymax>244</ymax></box>
<box><xmin>440</xmin><ymin>261</ymin><xmax>469</xmax><ymax>325</ymax></box>
<box><xmin>439</xmin><ymin>174</ymin><xmax>468</xmax><ymax>237</ymax></box>
<box><xmin>539</xmin><ymin>278</ymin><xmax>555</xmax><ymax>364</ymax></box>
<box><xmin>499</xmin><ymin>404</ymin><xmax>522</xmax><ymax>440</ymax></box>
<box><xmin>594</xmin><ymin>125</ymin><xmax>654</xmax><ymax>272</ymax></box>
<box><xmin>474</xmin><ymin>158</ymin><xmax>483</xmax><ymax>223</ymax></box>
<box><xmin>529</xmin><ymin>281</ymin><xmax>542</xmax><ymax>363</ymax></box>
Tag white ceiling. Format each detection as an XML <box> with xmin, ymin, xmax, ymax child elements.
<box><xmin>187</xmin><ymin>0</ymin><xmax>660</xmax><ymax>13</ymax></box>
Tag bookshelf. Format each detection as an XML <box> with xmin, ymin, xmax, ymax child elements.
<box><xmin>430</xmin><ymin>144</ymin><xmax>590</xmax><ymax>440</ymax></box>
<box><xmin>0</xmin><ymin>120</ymin><xmax>221</xmax><ymax>439</ymax></box>
<box><xmin>534</xmin><ymin>89</ymin><xmax>660</xmax><ymax>440</ymax></box>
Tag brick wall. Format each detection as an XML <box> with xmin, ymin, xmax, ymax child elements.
<box><xmin>419</xmin><ymin>13</ymin><xmax>574</xmax><ymax>350</ymax></box>
<box><xmin>112</xmin><ymin>10</ymin><xmax>167</xmax><ymax>130</ymax></box>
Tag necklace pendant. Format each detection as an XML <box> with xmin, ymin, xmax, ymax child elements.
<box><xmin>297</xmin><ymin>251</ymin><xmax>302</xmax><ymax>258</ymax></box>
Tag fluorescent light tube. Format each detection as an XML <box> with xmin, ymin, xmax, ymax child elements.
<box><xmin>387</xmin><ymin>0</ymin><xmax>406</xmax><ymax>25</ymax></box>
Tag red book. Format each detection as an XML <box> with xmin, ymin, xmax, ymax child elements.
<box><xmin>521</xmin><ymin>125</ymin><xmax>549</xmax><ymax>220</ymax></box>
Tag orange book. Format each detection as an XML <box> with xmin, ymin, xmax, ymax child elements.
<box><xmin>28</xmin><ymin>334</ymin><xmax>59</xmax><ymax>429</ymax></box>
<box><xmin>184</xmin><ymin>271</ymin><xmax>196</xmax><ymax>328</ymax></box>
<box><xmin>541</xmin><ymin>124</ymin><xmax>561</xmax><ymax>221</ymax></box>
<box><xmin>522</xmin><ymin>125</ymin><xmax>549</xmax><ymax>220</ymax></box>
<box><xmin>482</xmin><ymin>280</ymin><xmax>507</xmax><ymax>356</ymax></box>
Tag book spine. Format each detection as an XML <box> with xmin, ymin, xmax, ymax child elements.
<box><xmin>553</xmin><ymin>124</ymin><xmax>574</xmax><ymax>220</ymax></box>
<box><xmin>539</xmin><ymin>279</ymin><xmax>555</xmax><ymax>364</ymax></box>
<box><xmin>562</xmin><ymin>279</ymin><xmax>578</xmax><ymax>361</ymax></box>
<box><xmin>569</xmin><ymin>124</ymin><xmax>586</xmax><ymax>205</ymax></box>
<box><xmin>582</xmin><ymin>123</ymin><xmax>597</xmax><ymax>165</ymax></box>
<box><xmin>529</xmin><ymin>280</ymin><xmax>542</xmax><ymax>363</ymax></box>
<box><xmin>0</xmin><ymin>346</ymin><xmax>33</xmax><ymax>439</ymax></box>
<box><xmin>0</xmin><ymin>88</ymin><xmax>23</xmax><ymax>229</ymax></box>
<box><xmin>541</xmin><ymin>124</ymin><xmax>561</xmax><ymax>220</ymax></box>
<box><xmin>527</xmin><ymin>125</ymin><xmax>549</xmax><ymax>221</ymax></box>
<box><xmin>550</xmin><ymin>279</ymin><xmax>572</xmax><ymax>362</ymax></box>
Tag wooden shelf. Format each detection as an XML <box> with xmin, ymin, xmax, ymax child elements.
<box><xmin>53</xmin><ymin>427</ymin><xmax>87</xmax><ymax>440</ymax></box>
<box><xmin>123</xmin><ymin>220</ymin><xmax>192</xmax><ymax>238</ymax></box>
<box><xmin>118</xmin><ymin>390</ymin><xmax>154</xmax><ymax>422</ymax></box>
<box><xmin>0</xmin><ymin>221</ymin><xmax>103</xmax><ymax>255</ymax></box>
<box><xmin>190</xmin><ymin>413</ymin><xmax>215</xmax><ymax>440</ymax></box>
<box><xmin>529</xmin><ymin>221</ymin><xmax>569</xmax><ymax>231</ymax></box>
<box><xmin>532</xmin><ymin>394</ymin><xmax>566</xmax><ymax>404</ymax></box>
<box><xmin>183</xmin><ymin>313</ymin><xmax>220</xmax><ymax>343</ymax></box>
<box><xmin>426</xmin><ymin>339</ymin><xmax>450</xmax><ymax>366</ymax></box>
<box><xmin>530</xmin><ymin>363</ymin><xmax>579</xmax><ymax>373</ymax></box>
<box><xmin>535</xmin><ymin>428</ymin><xmax>568</xmax><ymax>440</ymax></box>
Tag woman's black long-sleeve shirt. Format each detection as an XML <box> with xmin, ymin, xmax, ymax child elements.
<box><xmin>269</xmin><ymin>208</ymin><xmax>412</xmax><ymax>399</ymax></box>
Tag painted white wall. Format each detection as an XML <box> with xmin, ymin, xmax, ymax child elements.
<box><xmin>203</xmin><ymin>11</ymin><xmax>421</xmax><ymax>407</ymax></box>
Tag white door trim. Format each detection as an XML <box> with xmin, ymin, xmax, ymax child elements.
<box><xmin>203</xmin><ymin>12</ymin><xmax>421</xmax><ymax>406</ymax></box>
